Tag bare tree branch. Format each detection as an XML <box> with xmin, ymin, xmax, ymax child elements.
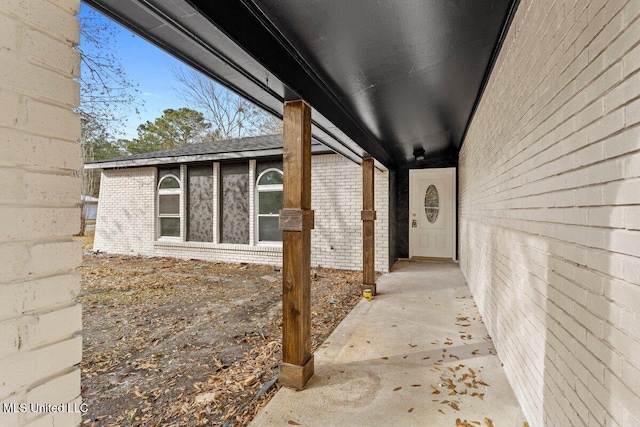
<box><xmin>171</xmin><ymin>66</ymin><xmax>282</xmax><ymax>140</ymax></box>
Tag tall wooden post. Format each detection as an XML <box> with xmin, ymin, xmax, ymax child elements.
<box><xmin>279</xmin><ymin>100</ymin><xmax>314</xmax><ymax>390</ymax></box>
<box><xmin>361</xmin><ymin>157</ymin><xmax>377</xmax><ymax>295</ymax></box>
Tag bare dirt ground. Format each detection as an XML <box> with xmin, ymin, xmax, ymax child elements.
<box><xmin>75</xmin><ymin>234</ymin><xmax>374</xmax><ymax>427</ymax></box>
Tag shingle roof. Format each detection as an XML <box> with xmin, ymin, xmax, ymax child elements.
<box><xmin>90</xmin><ymin>134</ymin><xmax>281</xmax><ymax>163</ymax></box>
<box><xmin>85</xmin><ymin>134</ymin><xmax>332</xmax><ymax>169</ymax></box>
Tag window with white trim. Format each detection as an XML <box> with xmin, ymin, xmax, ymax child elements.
<box><xmin>157</xmin><ymin>174</ymin><xmax>181</xmax><ymax>238</ymax></box>
<box><xmin>256</xmin><ymin>168</ymin><xmax>283</xmax><ymax>243</ymax></box>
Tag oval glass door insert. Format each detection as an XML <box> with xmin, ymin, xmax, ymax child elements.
<box><xmin>424</xmin><ymin>184</ymin><xmax>439</xmax><ymax>223</ymax></box>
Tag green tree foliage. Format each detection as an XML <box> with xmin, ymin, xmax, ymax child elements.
<box><xmin>125</xmin><ymin>108</ymin><xmax>212</xmax><ymax>154</ymax></box>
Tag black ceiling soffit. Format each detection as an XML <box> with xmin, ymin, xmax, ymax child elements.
<box><xmin>84</xmin><ymin>0</ymin><xmax>518</xmax><ymax>169</ymax></box>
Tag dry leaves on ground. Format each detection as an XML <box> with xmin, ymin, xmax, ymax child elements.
<box><xmin>78</xmin><ymin>250</ymin><xmax>377</xmax><ymax>427</ymax></box>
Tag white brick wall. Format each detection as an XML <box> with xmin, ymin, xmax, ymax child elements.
<box><xmin>94</xmin><ymin>154</ymin><xmax>390</xmax><ymax>272</ymax></box>
<box><xmin>94</xmin><ymin>167</ymin><xmax>156</xmax><ymax>255</ymax></box>
<box><xmin>0</xmin><ymin>0</ymin><xmax>82</xmax><ymax>426</ymax></box>
<box><xmin>459</xmin><ymin>0</ymin><xmax>640</xmax><ymax>426</ymax></box>
<box><xmin>311</xmin><ymin>154</ymin><xmax>389</xmax><ymax>272</ymax></box>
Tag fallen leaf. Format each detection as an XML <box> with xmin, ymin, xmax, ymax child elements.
<box><xmin>288</xmin><ymin>421</ymin><xmax>301</xmax><ymax>426</ymax></box>
<box><xmin>448</xmin><ymin>401</ymin><xmax>460</xmax><ymax>411</ymax></box>
<box><xmin>484</xmin><ymin>418</ymin><xmax>494</xmax><ymax>427</ymax></box>
<box><xmin>438</xmin><ymin>409</ymin><xmax>445</xmax><ymax>415</ymax></box>
<box><xmin>394</xmin><ymin>386</ymin><xmax>402</xmax><ymax>391</ymax></box>
<box><xmin>411</xmin><ymin>384</ymin><xmax>421</xmax><ymax>387</ymax></box>
<box><xmin>408</xmin><ymin>408</ymin><xmax>414</xmax><ymax>413</ymax></box>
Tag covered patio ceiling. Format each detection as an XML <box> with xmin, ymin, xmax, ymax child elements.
<box><xmin>85</xmin><ymin>0</ymin><xmax>519</xmax><ymax>169</ymax></box>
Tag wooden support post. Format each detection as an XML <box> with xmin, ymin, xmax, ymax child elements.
<box><xmin>278</xmin><ymin>100</ymin><xmax>314</xmax><ymax>390</ymax></box>
<box><xmin>361</xmin><ymin>157</ymin><xmax>377</xmax><ymax>295</ymax></box>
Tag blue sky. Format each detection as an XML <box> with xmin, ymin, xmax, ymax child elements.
<box><xmin>79</xmin><ymin>4</ymin><xmax>199</xmax><ymax>139</ymax></box>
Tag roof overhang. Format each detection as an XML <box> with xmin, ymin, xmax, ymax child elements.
<box><xmin>85</xmin><ymin>142</ymin><xmax>334</xmax><ymax>170</ymax></box>
<box><xmin>84</xmin><ymin>0</ymin><xmax>519</xmax><ymax>170</ymax></box>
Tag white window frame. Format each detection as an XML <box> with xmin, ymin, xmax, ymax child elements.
<box><xmin>255</xmin><ymin>168</ymin><xmax>283</xmax><ymax>245</ymax></box>
<box><xmin>157</xmin><ymin>174</ymin><xmax>182</xmax><ymax>240</ymax></box>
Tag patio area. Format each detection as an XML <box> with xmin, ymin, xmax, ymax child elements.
<box><xmin>251</xmin><ymin>261</ymin><xmax>527</xmax><ymax>426</ymax></box>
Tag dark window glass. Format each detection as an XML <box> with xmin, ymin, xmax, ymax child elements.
<box><xmin>160</xmin><ymin>218</ymin><xmax>180</xmax><ymax>237</ymax></box>
<box><xmin>259</xmin><ymin>191</ymin><xmax>283</xmax><ymax>215</ymax></box>
<box><xmin>159</xmin><ymin>176</ymin><xmax>180</xmax><ymax>189</ymax></box>
<box><xmin>159</xmin><ymin>194</ymin><xmax>179</xmax><ymax>215</ymax></box>
<box><xmin>258</xmin><ymin>217</ymin><xmax>282</xmax><ymax>242</ymax></box>
<box><xmin>258</xmin><ymin>170</ymin><xmax>283</xmax><ymax>185</ymax></box>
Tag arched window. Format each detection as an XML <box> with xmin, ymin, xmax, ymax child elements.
<box><xmin>256</xmin><ymin>169</ymin><xmax>283</xmax><ymax>243</ymax></box>
<box><xmin>158</xmin><ymin>174</ymin><xmax>181</xmax><ymax>238</ymax></box>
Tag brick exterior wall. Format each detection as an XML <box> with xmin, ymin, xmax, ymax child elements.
<box><xmin>0</xmin><ymin>1</ymin><xmax>82</xmax><ymax>426</ymax></box>
<box><xmin>94</xmin><ymin>154</ymin><xmax>390</xmax><ymax>272</ymax></box>
<box><xmin>311</xmin><ymin>154</ymin><xmax>389</xmax><ymax>272</ymax></box>
<box><xmin>94</xmin><ymin>167</ymin><xmax>156</xmax><ymax>255</ymax></box>
<box><xmin>459</xmin><ymin>1</ymin><xmax>640</xmax><ymax>426</ymax></box>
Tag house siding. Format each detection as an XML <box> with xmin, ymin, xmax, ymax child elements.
<box><xmin>459</xmin><ymin>1</ymin><xmax>640</xmax><ymax>426</ymax></box>
<box><xmin>0</xmin><ymin>1</ymin><xmax>82</xmax><ymax>426</ymax></box>
<box><xmin>94</xmin><ymin>154</ymin><xmax>390</xmax><ymax>272</ymax></box>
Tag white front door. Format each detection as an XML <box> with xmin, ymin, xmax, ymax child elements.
<box><xmin>409</xmin><ymin>167</ymin><xmax>456</xmax><ymax>259</ymax></box>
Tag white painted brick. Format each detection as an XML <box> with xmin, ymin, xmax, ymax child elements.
<box><xmin>0</xmin><ymin>243</ymin><xmax>29</xmax><ymax>282</ymax></box>
<box><xmin>0</xmin><ymin>2</ymin><xmax>81</xmax><ymax>423</ymax></box>
<box><xmin>0</xmin><ymin>167</ymin><xmax>25</xmax><ymax>203</ymax></box>
<box><xmin>0</xmin><ymin>275</ymin><xmax>80</xmax><ymax>321</ymax></box>
<box><xmin>0</xmin><ymin>207</ymin><xmax>78</xmax><ymax>241</ymax></box>
<box><xmin>0</xmin><ymin>0</ymin><xmax>80</xmax><ymax>44</ymax></box>
<box><xmin>24</xmin><ymin>28</ymin><xmax>80</xmax><ymax>77</ymax></box>
<box><xmin>0</xmin><ymin>90</ymin><xmax>20</xmax><ymax>128</ymax></box>
<box><xmin>0</xmin><ymin>318</ymin><xmax>20</xmax><ymax>359</ymax></box>
<box><xmin>20</xmin><ymin>97</ymin><xmax>81</xmax><ymax>142</ymax></box>
<box><xmin>24</xmin><ymin>172</ymin><xmax>79</xmax><ymax>205</ymax></box>
<box><xmin>0</xmin><ymin>336</ymin><xmax>82</xmax><ymax>399</ymax></box>
<box><xmin>0</xmin><ymin>53</ymin><xmax>79</xmax><ymax>107</ymax></box>
<box><xmin>28</xmin><ymin>241</ymin><xmax>81</xmax><ymax>276</ymax></box>
<box><xmin>0</xmin><ymin>12</ymin><xmax>19</xmax><ymax>53</ymax></box>
<box><xmin>587</xmin><ymin>108</ymin><xmax>625</xmax><ymax>143</ymax></box>
<box><xmin>95</xmin><ymin>154</ymin><xmax>390</xmax><ymax>272</ymax></box>
<box><xmin>25</xmin><ymin>368</ymin><xmax>80</xmax><ymax>409</ymax></box>
<box><xmin>459</xmin><ymin>0</ymin><xmax>640</xmax><ymax>425</ymax></box>
<box><xmin>625</xmin><ymin>97</ymin><xmax>640</xmax><ymax>127</ymax></box>
<box><xmin>624</xmin><ymin>206</ymin><xmax>640</xmax><ymax>230</ymax></box>
<box><xmin>0</xmin><ymin>128</ymin><xmax>81</xmax><ymax>171</ymax></box>
<box><xmin>0</xmin><ymin>395</ymin><xmax>20</xmax><ymax>427</ymax></box>
<box><xmin>21</xmin><ymin>304</ymin><xmax>81</xmax><ymax>349</ymax></box>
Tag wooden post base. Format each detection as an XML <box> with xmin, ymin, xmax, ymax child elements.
<box><xmin>279</xmin><ymin>356</ymin><xmax>315</xmax><ymax>390</ymax></box>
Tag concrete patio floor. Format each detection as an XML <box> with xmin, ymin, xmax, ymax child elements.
<box><xmin>250</xmin><ymin>260</ymin><xmax>527</xmax><ymax>427</ymax></box>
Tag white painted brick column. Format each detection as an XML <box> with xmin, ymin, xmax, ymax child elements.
<box><xmin>0</xmin><ymin>1</ymin><xmax>82</xmax><ymax>426</ymax></box>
